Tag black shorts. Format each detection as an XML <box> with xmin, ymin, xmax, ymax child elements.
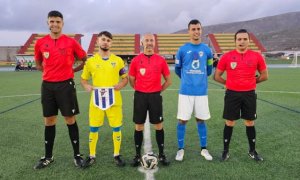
<box><xmin>223</xmin><ymin>90</ymin><xmax>257</xmax><ymax>120</ymax></box>
<box><xmin>41</xmin><ymin>79</ymin><xmax>79</xmax><ymax>117</ymax></box>
<box><xmin>133</xmin><ymin>91</ymin><xmax>163</xmax><ymax>124</ymax></box>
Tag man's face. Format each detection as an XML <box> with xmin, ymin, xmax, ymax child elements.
<box><xmin>97</xmin><ymin>35</ymin><xmax>112</xmax><ymax>51</ymax></box>
<box><xmin>47</xmin><ymin>16</ymin><xmax>64</xmax><ymax>34</ymax></box>
<box><xmin>142</xmin><ymin>34</ymin><xmax>155</xmax><ymax>53</ymax></box>
<box><xmin>235</xmin><ymin>33</ymin><xmax>250</xmax><ymax>52</ymax></box>
<box><xmin>188</xmin><ymin>23</ymin><xmax>202</xmax><ymax>41</ymax></box>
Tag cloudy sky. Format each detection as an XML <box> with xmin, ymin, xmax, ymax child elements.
<box><xmin>1</xmin><ymin>0</ymin><xmax>300</xmax><ymax>49</ymax></box>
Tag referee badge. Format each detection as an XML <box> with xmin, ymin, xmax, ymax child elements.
<box><xmin>43</xmin><ymin>52</ymin><xmax>49</xmax><ymax>59</ymax></box>
<box><xmin>140</xmin><ymin>68</ymin><xmax>146</xmax><ymax>76</ymax></box>
<box><xmin>230</xmin><ymin>62</ymin><xmax>237</xmax><ymax>69</ymax></box>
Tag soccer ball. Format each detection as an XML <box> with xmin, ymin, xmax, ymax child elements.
<box><xmin>140</xmin><ymin>153</ymin><xmax>158</xmax><ymax>170</ymax></box>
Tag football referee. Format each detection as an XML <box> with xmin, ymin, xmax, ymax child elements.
<box><xmin>33</xmin><ymin>10</ymin><xmax>87</xmax><ymax>169</ymax></box>
<box><xmin>214</xmin><ymin>29</ymin><xmax>268</xmax><ymax>161</ymax></box>
<box><xmin>129</xmin><ymin>33</ymin><xmax>172</xmax><ymax>167</ymax></box>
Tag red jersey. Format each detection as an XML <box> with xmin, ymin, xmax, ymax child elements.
<box><xmin>217</xmin><ymin>50</ymin><xmax>267</xmax><ymax>91</ymax></box>
<box><xmin>129</xmin><ymin>53</ymin><xmax>170</xmax><ymax>93</ymax></box>
<box><xmin>34</xmin><ymin>34</ymin><xmax>86</xmax><ymax>82</ymax></box>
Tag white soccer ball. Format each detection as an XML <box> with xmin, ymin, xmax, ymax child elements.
<box><xmin>140</xmin><ymin>153</ymin><xmax>158</xmax><ymax>170</ymax></box>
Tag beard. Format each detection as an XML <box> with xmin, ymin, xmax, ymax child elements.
<box><xmin>100</xmin><ymin>47</ymin><xmax>109</xmax><ymax>52</ymax></box>
<box><xmin>145</xmin><ymin>45</ymin><xmax>153</xmax><ymax>50</ymax></box>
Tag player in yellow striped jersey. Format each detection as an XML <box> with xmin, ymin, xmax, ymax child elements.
<box><xmin>80</xmin><ymin>31</ymin><xmax>128</xmax><ymax>168</ymax></box>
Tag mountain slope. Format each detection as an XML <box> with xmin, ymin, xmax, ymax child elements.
<box><xmin>175</xmin><ymin>11</ymin><xmax>300</xmax><ymax>51</ymax></box>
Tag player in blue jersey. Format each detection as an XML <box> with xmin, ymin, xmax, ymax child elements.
<box><xmin>175</xmin><ymin>19</ymin><xmax>213</xmax><ymax>161</ymax></box>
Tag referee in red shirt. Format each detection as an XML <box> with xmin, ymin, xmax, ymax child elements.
<box><xmin>33</xmin><ymin>10</ymin><xmax>87</xmax><ymax>169</ymax></box>
<box><xmin>129</xmin><ymin>33</ymin><xmax>172</xmax><ymax>167</ymax></box>
<box><xmin>214</xmin><ymin>29</ymin><xmax>268</xmax><ymax>162</ymax></box>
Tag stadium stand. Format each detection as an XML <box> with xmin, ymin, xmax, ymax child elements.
<box><xmin>208</xmin><ymin>33</ymin><xmax>266</xmax><ymax>54</ymax></box>
<box><xmin>15</xmin><ymin>33</ymin><xmax>84</xmax><ymax>69</ymax></box>
<box><xmin>87</xmin><ymin>33</ymin><xmax>190</xmax><ymax>64</ymax></box>
<box><xmin>88</xmin><ymin>34</ymin><xmax>138</xmax><ymax>55</ymax></box>
<box><xmin>16</xmin><ymin>33</ymin><xmax>266</xmax><ymax>66</ymax></box>
<box><xmin>156</xmin><ymin>34</ymin><xmax>190</xmax><ymax>63</ymax></box>
<box><xmin>87</xmin><ymin>34</ymin><xmax>139</xmax><ymax>64</ymax></box>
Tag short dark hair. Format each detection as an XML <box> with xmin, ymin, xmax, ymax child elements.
<box><xmin>188</xmin><ymin>19</ymin><xmax>201</xmax><ymax>29</ymax></box>
<box><xmin>234</xmin><ymin>29</ymin><xmax>250</xmax><ymax>41</ymax></box>
<box><xmin>48</xmin><ymin>10</ymin><xmax>63</xmax><ymax>19</ymax></box>
<box><xmin>98</xmin><ymin>31</ymin><xmax>113</xmax><ymax>40</ymax></box>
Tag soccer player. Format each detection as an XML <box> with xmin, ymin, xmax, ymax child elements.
<box><xmin>175</xmin><ymin>19</ymin><xmax>213</xmax><ymax>161</ymax></box>
<box><xmin>33</xmin><ymin>10</ymin><xmax>87</xmax><ymax>169</ymax></box>
<box><xmin>81</xmin><ymin>31</ymin><xmax>128</xmax><ymax>168</ymax></box>
<box><xmin>129</xmin><ymin>33</ymin><xmax>172</xmax><ymax>167</ymax></box>
<box><xmin>214</xmin><ymin>29</ymin><xmax>268</xmax><ymax>161</ymax></box>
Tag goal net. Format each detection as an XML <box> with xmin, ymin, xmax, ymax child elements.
<box><xmin>290</xmin><ymin>52</ymin><xmax>299</xmax><ymax>67</ymax></box>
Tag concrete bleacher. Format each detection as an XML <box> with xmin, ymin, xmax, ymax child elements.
<box><xmin>155</xmin><ymin>34</ymin><xmax>189</xmax><ymax>63</ymax></box>
<box><xmin>16</xmin><ymin>33</ymin><xmax>266</xmax><ymax>65</ymax></box>
<box><xmin>87</xmin><ymin>34</ymin><xmax>139</xmax><ymax>56</ymax></box>
<box><xmin>16</xmin><ymin>33</ymin><xmax>84</xmax><ymax>63</ymax></box>
<box><xmin>156</xmin><ymin>34</ymin><xmax>189</xmax><ymax>54</ymax></box>
<box><xmin>208</xmin><ymin>33</ymin><xmax>266</xmax><ymax>54</ymax></box>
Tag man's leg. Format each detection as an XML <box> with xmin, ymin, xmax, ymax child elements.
<box><xmin>176</xmin><ymin>120</ymin><xmax>187</xmax><ymax>161</ymax></box>
<box><xmin>154</xmin><ymin>122</ymin><xmax>170</xmax><ymax>166</ymax></box>
<box><xmin>34</xmin><ymin>116</ymin><xmax>57</xmax><ymax>170</ymax></box>
<box><xmin>112</xmin><ymin>127</ymin><xmax>125</xmax><ymax>166</ymax></box>
<box><xmin>81</xmin><ymin>126</ymin><xmax>99</xmax><ymax>168</ymax></box>
<box><xmin>221</xmin><ymin>120</ymin><xmax>235</xmax><ymax>161</ymax></box>
<box><xmin>65</xmin><ymin>116</ymin><xmax>83</xmax><ymax>166</ymax></box>
<box><xmin>245</xmin><ymin>120</ymin><xmax>263</xmax><ymax>161</ymax></box>
<box><xmin>197</xmin><ymin>119</ymin><xmax>213</xmax><ymax>161</ymax></box>
<box><xmin>131</xmin><ymin>124</ymin><xmax>144</xmax><ymax>167</ymax></box>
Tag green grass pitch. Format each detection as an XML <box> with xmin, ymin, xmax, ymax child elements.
<box><xmin>0</xmin><ymin>68</ymin><xmax>299</xmax><ymax>179</ymax></box>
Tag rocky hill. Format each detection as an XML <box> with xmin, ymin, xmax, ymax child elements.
<box><xmin>175</xmin><ymin>11</ymin><xmax>300</xmax><ymax>51</ymax></box>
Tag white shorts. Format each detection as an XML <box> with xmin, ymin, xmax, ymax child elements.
<box><xmin>177</xmin><ymin>94</ymin><xmax>211</xmax><ymax>121</ymax></box>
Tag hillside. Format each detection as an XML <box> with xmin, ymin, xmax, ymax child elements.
<box><xmin>175</xmin><ymin>11</ymin><xmax>300</xmax><ymax>51</ymax></box>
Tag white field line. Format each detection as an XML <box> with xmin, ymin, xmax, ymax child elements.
<box><xmin>138</xmin><ymin>112</ymin><xmax>158</xmax><ymax>180</ymax></box>
<box><xmin>1</xmin><ymin>89</ymin><xmax>300</xmax><ymax>99</ymax></box>
<box><xmin>143</xmin><ymin>112</ymin><xmax>153</xmax><ymax>154</ymax></box>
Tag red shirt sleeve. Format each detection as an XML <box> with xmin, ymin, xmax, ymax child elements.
<box><xmin>73</xmin><ymin>39</ymin><xmax>86</xmax><ymax>59</ymax></box>
<box><xmin>128</xmin><ymin>57</ymin><xmax>137</xmax><ymax>77</ymax></box>
<box><xmin>257</xmin><ymin>53</ymin><xmax>267</xmax><ymax>71</ymax></box>
<box><xmin>161</xmin><ymin>58</ymin><xmax>170</xmax><ymax>76</ymax></box>
<box><xmin>216</xmin><ymin>54</ymin><xmax>227</xmax><ymax>71</ymax></box>
<box><xmin>34</xmin><ymin>40</ymin><xmax>42</xmax><ymax>61</ymax></box>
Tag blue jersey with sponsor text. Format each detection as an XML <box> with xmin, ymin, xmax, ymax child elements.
<box><xmin>175</xmin><ymin>42</ymin><xmax>213</xmax><ymax>96</ymax></box>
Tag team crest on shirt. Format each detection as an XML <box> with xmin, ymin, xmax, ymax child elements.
<box><xmin>230</xmin><ymin>62</ymin><xmax>237</xmax><ymax>69</ymax></box>
<box><xmin>140</xmin><ymin>68</ymin><xmax>146</xmax><ymax>76</ymax></box>
<box><xmin>43</xmin><ymin>52</ymin><xmax>49</xmax><ymax>59</ymax></box>
<box><xmin>192</xmin><ymin>59</ymin><xmax>200</xmax><ymax>69</ymax></box>
<box><xmin>111</xmin><ymin>62</ymin><xmax>116</xmax><ymax>68</ymax></box>
<box><xmin>199</xmin><ymin>51</ymin><xmax>204</xmax><ymax>57</ymax></box>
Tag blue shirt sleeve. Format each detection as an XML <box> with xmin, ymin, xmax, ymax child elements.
<box><xmin>175</xmin><ymin>48</ymin><xmax>182</xmax><ymax>78</ymax></box>
<box><xmin>206</xmin><ymin>47</ymin><xmax>213</xmax><ymax>76</ymax></box>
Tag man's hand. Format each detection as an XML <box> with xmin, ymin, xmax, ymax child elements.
<box><xmin>83</xmin><ymin>83</ymin><xmax>93</xmax><ymax>92</ymax></box>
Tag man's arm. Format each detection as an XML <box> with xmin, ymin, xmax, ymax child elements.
<box><xmin>175</xmin><ymin>66</ymin><xmax>181</xmax><ymax>78</ymax></box>
<box><xmin>214</xmin><ymin>69</ymin><xmax>226</xmax><ymax>85</ymax></box>
<box><xmin>256</xmin><ymin>69</ymin><xmax>268</xmax><ymax>84</ymax></box>
<box><xmin>114</xmin><ymin>76</ymin><xmax>128</xmax><ymax>91</ymax></box>
<box><xmin>80</xmin><ymin>78</ymin><xmax>93</xmax><ymax>92</ymax></box>
<box><xmin>161</xmin><ymin>75</ymin><xmax>172</xmax><ymax>92</ymax></box>
<box><xmin>207</xmin><ymin>58</ymin><xmax>213</xmax><ymax>76</ymax></box>
<box><xmin>73</xmin><ymin>56</ymin><xmax>87</xmax><ymax>72</ymax></box>
<box><xmin>35</xmin><ymin>60</ymin><xmax>43</xmax><ymax>71</ymax></box>
<box><xmin>129</xmin><ymin>75</ymin><xmax>135</xmax><ymax>88</ymax></box>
